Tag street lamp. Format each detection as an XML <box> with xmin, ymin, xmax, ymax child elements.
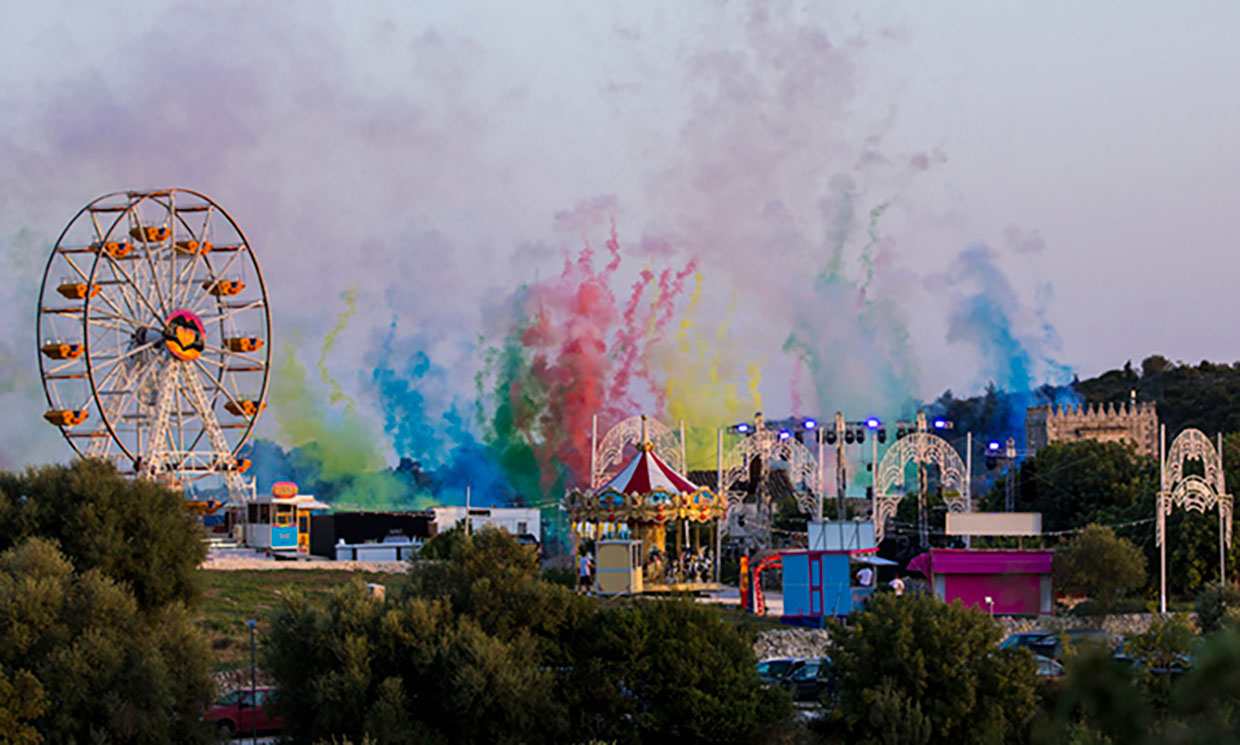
<box><xmin>985</xmin><ymin>595</ymin><xmax>995</xmax><ymax>618</ymax></box>
<box><xmin>247</xmin><ymin>618</ymin><xmax>257</xmax><ymax>745</ymax></box>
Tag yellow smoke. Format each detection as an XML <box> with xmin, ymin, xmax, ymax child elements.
<box><xmin>661</xmin><ymin>276</ymin><xmax>764</xmax><ymax>469</ymax></box>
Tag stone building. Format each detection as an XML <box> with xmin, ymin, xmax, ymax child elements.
<box><xmin>1025</xmin><ymin>401</ymin><xmax>1159</xmax><ymax>458</ymax></box>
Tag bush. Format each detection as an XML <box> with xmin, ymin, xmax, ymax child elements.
<box><xmin>1194</xmin><ymin>582</ymin><xmax>1240</xmax><ymax>634</ymax></box>
<box><xmin>0</xmin><ymin>538</ymin><xmax>214</xmax><ymax>743</ymax></box>
<box><xmin>1055</xmin><ymin>525</ymin><xmax>1146</xmax><ymax>615</ymax></box>
<box><xmin>822</xmin><ymin>592</ymin><xmax>1038</xmax><ymax>744</ymax></box>
<box><xmin>0</xmin><ymin>459</ymin><xmax>205</xmax><ymax>609</ymax></box>
<box><xmin>564</xmin><ymin>598</ymin><xmax>792</xmax><ymax>744</ymax></box>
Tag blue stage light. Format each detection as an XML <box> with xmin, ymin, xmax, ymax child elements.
<box><xmin>933</xmin><ymin>418</ymin><xmax>948</xmax><ymax>429</ymax></box>
<box><xmin>778</xmin><ymin>430</ymin><xmax>792</xmax><ymax>441</ymax></box>
<box><xmin>736</xmin><ymin>423</ymin><xmax>751</xmax><ymax>433</ymax></box>
<box><xmin>866</xmin><ymin>417</ymin><xmax>881</xmax><ymax>429</ymax></box>
<box><xmin>803</xmin><ymin>418</ymin><xmax>817</xmax><ymax>429</ymax></box>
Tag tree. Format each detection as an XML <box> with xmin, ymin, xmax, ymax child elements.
<box><xmin>268</xmin><ymin>528</ymin><xmax>793</xmax><ymax>744</ymax></box>
<box><xmin>1055</xmin><ymin>525</ymin><xmax>1146</xmax><ymax>614</ymax></box>
<box><xmin>1194</xmin><ymin>582</ymin><xmax>1240</xmax><ymax>634</ymax></box>
<box><xmin>1010</xmin><ymin>442</ymin><xmax>1156</xmax><ymax>535</ymax></box>
<box><xmin>563</xmin><ymin>598</ymin><xmax>792</xmax><ymax>745</ymax></box>
<box><xmin>0</xmin><ymin>459</ymin><xmax>205</xmax><ymax>609</ymax></box>
<box><xmin>0</xmin><ymin>538</ymin><xmax>214</xmax><ymax>744</ymax></box>
<box><xmin>823</xmin><ymin>592</ymin><xmax>1038</xmax><ymax>744</ymax></box>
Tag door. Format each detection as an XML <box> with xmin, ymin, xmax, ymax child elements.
<box><xmin>809</xmin><ymin>554</ymin><xmax>823</xmax><ymax>615</ymax></box>
<box><xmin>297</xmin><ymin>510</ymin><xmax>310</xmax><ymax>553</ymax></box>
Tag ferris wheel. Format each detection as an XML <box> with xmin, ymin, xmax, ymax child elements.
<box><xmin>36</xmin><ymin>189</ymin><xmax>271</xmax><ymax>500</ymax></box>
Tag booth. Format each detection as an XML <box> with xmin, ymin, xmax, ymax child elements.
<box><xmin>775</xmin><ymin>549</ymin><xmax>892</xmax><ymax>625</ymax></box>
<box><xmin>908</xmin><ymin>549</ymin><xmax>1054</xmax><ymax>616</ymax></box>
<box><xmin>596</xmin><ymin>539</ymin><xmax>644</xmax><ymax>595</ymax></box>
<box><xmin>242</xmin><ymin>482</ymin><xmax>329</xmax><ymax>555</ymax></box>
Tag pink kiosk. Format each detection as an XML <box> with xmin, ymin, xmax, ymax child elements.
<box><xmin>908</xmin><ymin>549</ymin><xmax>1054</xmax><ymax>616</ymax></box>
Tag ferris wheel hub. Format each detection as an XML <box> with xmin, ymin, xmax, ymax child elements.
<box><xmin>163</xmin><ymin>309</ymin><xmax>206</xmax><ymax>361</ymax></box>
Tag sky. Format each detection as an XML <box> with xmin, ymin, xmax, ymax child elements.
<box><xmin>1</xmin><ymin>1</ymin><xmax>1237</xmax><ymax>502</ymax></box>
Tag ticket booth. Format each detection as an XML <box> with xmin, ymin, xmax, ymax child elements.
<box><xmin>243</xmin><ymin>482</ymin><xmax>328</xmax><ymax>555</ymax></box>
<box><xmin>596</xmin><ymin>539</ymin><xmax>644</xmax><ymax>595</ymax></box>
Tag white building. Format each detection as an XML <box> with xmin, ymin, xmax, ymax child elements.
<box><xmin>431</xmin><ymin>506</ymin><xmax>540</xmax><ymax>540</ymax></box>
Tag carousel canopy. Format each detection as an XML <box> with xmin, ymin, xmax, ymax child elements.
<box><xmin>599</xmin><ymin>443</ymin><xmax>702</xmax><ymax>496</ymax></box>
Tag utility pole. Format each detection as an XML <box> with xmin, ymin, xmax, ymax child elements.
<box><xmin>1004</xmin><ymin>438</ymin><xmax>1018</xmax><ymax>511</ymax></box>
<box><xmin>835</xmin><ymin>412</ymin><xmax>847</xmax><ymax>521</ymax></box>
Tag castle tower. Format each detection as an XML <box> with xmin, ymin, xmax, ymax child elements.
<box><xmin>1025</xmin><ymin>401</ymin><xmax>1158</xmax><ymax>458</ymax></box>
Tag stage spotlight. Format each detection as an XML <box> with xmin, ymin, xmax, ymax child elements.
<box><xmin>826</xmin><ymin>431</ymin><xmax>837</xmax><ymax>445</ymax></box>
<box><xmin>845</xmin><ymin>430</ymin><xmax>855</xmax><ymax>444</ymax></box>
<box><xmin>877</xmin><ymin>428</ymin><xmax>887</xmax><ymax>443</ymax></box>
<box><xmin>736</xmin><ymin>423</ymin><xmax>751</xmax><ymax>433</ymax></box>
<box><xmin>933</xmin><ymin>418</ymin><xmax>948</xmax><ymax>429</ymax></box>
<box><xmin>896</xmin><ymin>428</ymin><xmax>907</xmax><ymax>439</ymax></box>
<box><xmin>778</xmin><ymin>430</ymin><xmax>792</xmax><ymax>441</ymax></box>
<box><xmin>988</xmin><ymin>440</ymin><xmax>1001</xmax><ymax>451</ymax></box>
<box><xmin>803</xmin><ymin>418</ymin><xmax>817</xmax><ymax>430</ymax></box>
<box><xmin>856</xmin><ymin>429</ymin><xmax>865</xmax><ymax>444</ymax></box>
<box><xmin>866</xmin><ymin>417</ymin><xmax>881</xmax><ymax>429</ymax></box>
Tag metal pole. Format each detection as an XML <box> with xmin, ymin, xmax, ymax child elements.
<box><xmin>817</xmin><ymin>428</ymin><xmax>825</xmax><ymax>523</ymax></box>
<box><xmin>1160</xmin><ymin>423</ymin><xmax>1166</xmax><ymax>613</ymax></box>
<box><xmin>835</xmin><ymin>412</ymin><xmax>846</xmax><ymax>522</ymax></box>
<box><xmin>1221</xmin><ymin>432</ymin><xmax>1227</xmax><ymax>587</ymax></box>
<box><xmin>965</xmin><ymin>432</ymin><xmax>972</xmax><ymax>549</ymax></box>
<box><xmin>465</xmin><ymin>486</ymin><xmax>471</xmax><ymax>539</ymax></box>
<box><xmin>590</xmin><ymin>415</ymin><xmax>598</xmax><ymax>489</ymax></box>
<box><xmin>680</xmin><ymin>419</ymin><xmax>688</xmax><ymax>475</ymax></box>
<box><xmin>716</xmin><ymin>427</ymin><xmax>723</xmax><ymax>584</ymax></box>
<box><xmin>247</xmin><ymin>618</ymin><xmax>257</xmax><ymax>745</ymax></box>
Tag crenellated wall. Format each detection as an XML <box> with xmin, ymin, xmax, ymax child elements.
<box><xmin>1026</xmin><ymin>401</ymin><xmax>1159</xmax><ymax>458</ymax></box>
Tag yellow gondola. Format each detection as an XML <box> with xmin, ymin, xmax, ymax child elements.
<box><xmin>56</xmin><ymin>282</ymin><xmax>100</xmax><ymax>300</ymax></box>
<box><xmin>203</xmin><ymin>279</ymin><xmax>244</xmax><ymax>296</ymax></box>
<box><xmin>225</xmin><ymin>400</ymin><xmax>266</xmax><ymax>417</ymax></box>
<box><xmin>225</xmin><ymin>336</ymin><xmax>264</xmax><ymax>353</ymax></box>
<box><xmin>90</xmin><ymin>240</ymin><xmax>133</xmax><ymax>258</ymax></box>
<box><xmin>130</xmin><ymin>225</ymin><xmax>170</xmax><ymax>242</ymax></box>
<box><xmin>44</xmin><ymin>409</ymin><xmax>89</xmax><ymax>426</ymax></box>
<box><xmin>41</xmin><ymin>342</ymin><xmax>84</xmax><ymax>360</ymax></box>
<box><xmin>174</xmin><ymin>240</ymin><xmax>212</xmax><ymax>255</ymax></box>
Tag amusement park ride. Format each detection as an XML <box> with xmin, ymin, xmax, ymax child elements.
<box><xmin>37</xmin><ymin>189</ymin><xmax>270</xmax><ymax>507</ymax></box>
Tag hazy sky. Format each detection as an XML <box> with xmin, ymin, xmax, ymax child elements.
<box><xmin>2</xmin><ymin>0</ymin><xmax>1238</xmax><ymax>470</ymax></box>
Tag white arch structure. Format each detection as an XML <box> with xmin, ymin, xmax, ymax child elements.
<box><xmin>591</xmin><ymin>414</ymin><xmax>685</xmax><ymax>488</ymax></box>
<box><xmin>873</xmin><ymin>431</ymin><xmax>971</xmax><ymax>544</ymax></box>
<box><xmin>1158</xmin><ymin>426</ymin><xmax>1232</xmax><ymax>612</ymax></box>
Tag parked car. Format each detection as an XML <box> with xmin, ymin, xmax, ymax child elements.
<box><xmin>1000</xmin><ymin>632</ymin><xmax>1054</xmax><ymax>653</ymax></box>
<box><xmin>1034</xmin><ymin>654</ymin><xmax>1064</xmax><ymax>678</ymax></box>
<box><xmin>1029</xmin><ymin>628</ymin><xmax>1109</xmax><ymax>661</ymax></box>
<box><xmin>202</xmin><ymin>686</ymin><xmax>283</xmax><ymax>737</ymax></box>
<box><xmin>782</xmin><ymin>658</ymin><xmax>833</xmax><ymax>702</ymax></box>
<box><xmin>757</xmin><ymin>657</ymin><xmax>808</xmax><ymax>686</ymax></box>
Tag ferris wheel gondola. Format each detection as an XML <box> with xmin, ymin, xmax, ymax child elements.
<box><xmin>36</xmin><ymin>189</ymin><xmax>271</xmax><ymax>500</ymax></box>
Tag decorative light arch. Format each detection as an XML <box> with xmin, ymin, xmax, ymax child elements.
<box><xmin>1158</xmin><ymin>426</ymin><xmax>1232</xmax><ymax>612</ymax></box>
<box><xmin>719</xmin><ymin>414</ymin><xmax>821</xmax><ymax>516</ymax></box>
<box><xmin>592</xmin><ymin>414</ymin><xmax>685</xmax><ymax>488</ymax></box>
<box><xmin>873</xmin><ymin>425</ymin><xmax>970</xmax><ymax>544</ymax></box>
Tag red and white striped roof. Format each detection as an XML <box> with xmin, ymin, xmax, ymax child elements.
<box><xmin>597</xmin><ymin>444</ymin><xmax>702</xmax><ymax>496</ymax></box>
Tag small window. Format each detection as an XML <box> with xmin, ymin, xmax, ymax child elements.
<box><xmin>259</xmin><ymin>504</ymin><xmax>271</xmax><ymax>523</ymax></box>
<box><xmin>247</xmin><ymin>504</ymin><xmax>259</xmax><ymax>523</ymax></box>
<box><xmin>517</xmin><ymin>522</ymin><xmax>528</xmax><ymax>535</ymax></box>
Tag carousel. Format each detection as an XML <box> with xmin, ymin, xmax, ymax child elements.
<box><xmin>566</xmin><ymin>415</ymin><xmax>727</xmax><ymax>592</ymax></box>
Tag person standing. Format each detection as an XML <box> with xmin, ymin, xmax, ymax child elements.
<box><xmin>889</xmin><ymin>576</ymin><xmax>905</xmax><ymax>596</ymax></box>
<box><xmin>856</xmin><ymin>566</ymin><xmax>874</xmax><ymax>587</ymax></box>
<box><xmin>578</xmin><ymin>549</ymin><xmax>594</xmax><ymax>595</ymax></box>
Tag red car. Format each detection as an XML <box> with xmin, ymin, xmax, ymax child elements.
<box><xmin>202</xmin><ymin>686</ymin><xmax>283</xmax><ymax>737</ymax></box>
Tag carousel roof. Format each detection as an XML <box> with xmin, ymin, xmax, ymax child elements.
<box><xmin>598</xmin><ymin>443</ymin><xmax>704</xmax><ymax>496</ymax></box>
